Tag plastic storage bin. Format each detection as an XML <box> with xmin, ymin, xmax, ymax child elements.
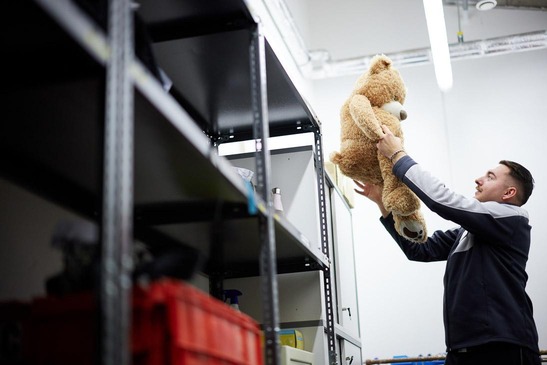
<box><xmin>23</xmin><ymin>279</ymin><xmax>264</xmax><ymax>365</ymax></box>
<box><xmin>0</xmin><ymin>301</ymin><xmax>31</xmax><ymax>365</ymax></box>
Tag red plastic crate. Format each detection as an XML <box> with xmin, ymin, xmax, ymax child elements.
<box><xmin>0</xmin><ymin>301</ymin><xmax>31</xmax><ymax>365</ymax></box>
<box><xmin>23</xmin><ymin>292</ymin><xmax>98</xmax><ymax>365</ymax></box>
<box><xmin>23</xmin><ymin>279</ymin><xmax>264</xmax><ymax>365</ymax></box>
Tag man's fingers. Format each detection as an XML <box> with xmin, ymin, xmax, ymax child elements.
<box><xmin>381</xmin><ymin>124</ymin><xmax>392</xmax><ymax>135</ymax></box>
<box><xmin>353</xmin><ymin>180</ymin><xmax>368</xmax><ymax>196</ymax></box>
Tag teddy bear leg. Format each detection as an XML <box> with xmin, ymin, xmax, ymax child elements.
<box><xmin>383</xmin><ymin>184</ymin><xmax>421</xmax><ymax>216</ymax></box>
<box><xmin>381</xmin><ymin>176</ymin><xmax>421</xmax><ymax>216</ymax></box>
<box><xmin>393</xmin><ymin>211</ymin><xmax>428</xmax><ymax>243</ymax></box>
<box><xmin>377</xmin><ymin>152</ymin><xmax>421</xmax><ymax>215</ymax></box>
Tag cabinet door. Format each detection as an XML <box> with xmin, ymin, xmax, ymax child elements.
<box><xmin>339</xmin><ymin>339</ymin><xmax>362</xmax><ymax>365</ymax></box>
<box><xmin>331</xmin><ymin>188</ymin><xmax>360</xmax><ymax>338</ymax></box>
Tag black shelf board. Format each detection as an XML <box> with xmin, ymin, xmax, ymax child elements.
<box><xmin>0</xmin><ymin>154</ymin><xmax>101</xmax><ymax>221</ymax></box>
<box><xmin>134</xmin><ymin>200</ymin><xmax>251</xmax><ymax>225</ymax></box>
<box><xmin>137</xmin><ymin>0</ymin><xmax>254</xmax><ymax>38</ymax></box>
<box><xmin>3</xmin><ymin>1</ymin><xmax>104</xmax><ymax>85</ymax></box>
<box><xmin>149</xmin><ymin>30</ymin><xmax>316</xmax><ymax>138</ymax></box>
<box><xmin>135</xmin><ymin>1</ymin><xmax>320</xmax><ymax>141</ymax></box>
<box><xmin>144</xmin><ymin>5</ymin><xmax>254</xmax><ymax>40</ymax></box>
<box><xmin>206</xmin><ymin>257</ymin><xmax>321</xmax><ymax>279</ymax></box>
<box><xmin>160</xmin><ymin>213</ymin><xmax>323</xmax><ymax>258</ymax></box>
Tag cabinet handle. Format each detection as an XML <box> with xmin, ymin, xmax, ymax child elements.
<box><xmin>345</xmin><ymin>355</ymin><xmax>354</xmax><ymax>364</ymax></box>
<box><xmin>342</xmin><ymin>307</ymin><xmax>351</xmax><ymax>318</ymax></box>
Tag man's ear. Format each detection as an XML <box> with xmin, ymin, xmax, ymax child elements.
<box><xmin>502</xmin><ymin>186</ymin><xmax>517</xmax><ymax>201</ymax></box>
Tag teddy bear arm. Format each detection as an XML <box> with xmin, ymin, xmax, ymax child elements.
<box><xmin>349</xmin><ymin>94</ymin><xmax>384</xmax><ymax>140</ymax></box>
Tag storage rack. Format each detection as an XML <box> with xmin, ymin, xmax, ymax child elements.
<box><xmin>1</xmin><ymin>0</ymin><xmax>335</xmax><ymax>364</ymax></box>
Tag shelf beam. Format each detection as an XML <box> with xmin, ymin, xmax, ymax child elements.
<box><xmin>314</xmin><ymin>130</ymin><xmax>337</xmax><ymax>365</ymax></box>
<box><xmin>250</xmin><ymin>22</ymin><xmax>281</xmax><ymax>365</ymax></box>
<box><xmin>100</xmin><ymin>1</ymin><xmax>134</xmax><ymax>365</ymax></box>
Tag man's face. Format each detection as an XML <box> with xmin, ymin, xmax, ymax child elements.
<box><xmin>474</xmin><ymin>164</ymin><xmax>515</xmax><ymax>203</ymax></box>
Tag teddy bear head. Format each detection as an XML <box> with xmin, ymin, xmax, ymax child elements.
<box><xmin>353</xmin><ymin>54</ymin><xmax>407</xmax><ymax>121</ymax></box>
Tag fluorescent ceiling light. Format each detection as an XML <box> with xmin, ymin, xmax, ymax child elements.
<box><xmin>422</xmin><ymin>0</ymin><xmax>453</xmax><ymax>92</ymax></box>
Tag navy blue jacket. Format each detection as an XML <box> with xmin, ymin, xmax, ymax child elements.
<box><xmin>380</xmin><ymin>155</ymin><xmax>539</xmax><ymax>353</ymax></box>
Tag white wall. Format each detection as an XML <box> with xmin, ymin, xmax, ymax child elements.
<box><xmin>309</xmin><ymin>48</ymin><xmax>547</xmax><ymax>359</ymax></box>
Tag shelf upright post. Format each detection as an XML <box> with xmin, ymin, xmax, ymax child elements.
<box><xmin>249</xmin><ymin>22</ymin><xmax>281</xmax><ymax>365</ymax></box>
<box><xmin>101</xmin><ymin>0</ymin><xmax>134</xmax><ymax>365</ymax></box>
<box><xmin>314</xmin><ymin>130</ymin><xmax>337</xmax><ymax>364</ymax></box>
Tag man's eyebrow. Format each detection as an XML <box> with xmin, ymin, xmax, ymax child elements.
<box><xmin>487</xmin><ymin>170</ymin><xmax>496</xmax><ymax>178</ymax></box>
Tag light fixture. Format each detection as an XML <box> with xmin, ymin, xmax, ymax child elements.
<box><xmin>476</xmin><ymin>0</ymin><xmax>497</xmax><ymax>11</ymax></box>
<box><xmin>422</xmin><ymin>0</ymin><xmax>453</xmax><ymax>92</ymax></box>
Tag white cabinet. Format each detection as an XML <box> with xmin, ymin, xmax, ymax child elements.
<box><xmin>326</xmin><ymin>177</ymin><xmax>363</xmax><ymax>365</ymax></box>
<box><xmin>223</xmin><ymin>147</ymin><xmax>362</xmax><ymax>365</ymax></box>
<box><xmin>331</xmin><ymin>187</ymin><xmax>360</xmax><ymax>339</ymax></box>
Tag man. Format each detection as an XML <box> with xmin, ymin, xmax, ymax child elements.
<box><xmin>355</xmin><ymin>125</ymin><xmax>540</xmax><ymax>365</ymax></box>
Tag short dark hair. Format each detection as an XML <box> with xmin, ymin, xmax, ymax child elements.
<box><xmin>499</xmin><ymin>160</ymin><xmax>534</xmax><ymax>205</ymax></box>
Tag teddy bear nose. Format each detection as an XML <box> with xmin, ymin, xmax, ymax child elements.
<box><xmin>400</xmin><ymin>110</ymin><xmax>407</xmax><ymax>121</ymax></box>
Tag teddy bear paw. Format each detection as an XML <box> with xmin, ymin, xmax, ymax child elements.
<box><xmin>397</xmin><ymin>219</ymin><xmax>427</xmax><ymax>243</ymax></box>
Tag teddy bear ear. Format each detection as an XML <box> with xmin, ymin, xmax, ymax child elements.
<box><xmin>369</xmin><ymin>54</ymin><xmax>392</xmax><ymax>75</ymax></box>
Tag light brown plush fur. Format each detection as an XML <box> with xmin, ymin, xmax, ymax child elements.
<box><xmin>330</xmin><ymin>55</ymin><xmax>427</xmax><ymax>243</ymax></box>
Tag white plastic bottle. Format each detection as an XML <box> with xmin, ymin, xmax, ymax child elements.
<box><xmin>272</xmin><ymin>187</ymin><xmax>284</xmax><ymax>215</ymax></box>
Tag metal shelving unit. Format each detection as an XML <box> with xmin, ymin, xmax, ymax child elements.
<box><xmin>1</xmin><ymin>0</ymin><xmax>333</xmax><ymax>364</ymax></box>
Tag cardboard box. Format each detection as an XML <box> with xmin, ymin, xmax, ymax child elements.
<box><xmin>279</xmin><ymin>329</ymin><xmax>304</xmax><ymax>350</ymax></box>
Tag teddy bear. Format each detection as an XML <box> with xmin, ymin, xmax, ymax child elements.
<box><xmin>330</xmin><ymin>54</ymin><xmax>427</xmax><ymax>243</ymax></box>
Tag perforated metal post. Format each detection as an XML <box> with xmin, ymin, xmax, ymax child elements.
<box><xmin>249</xmin><ymin>23</ymin><xmax>281</xmax><ymax>365</ymax></box>
<box><xmin>101</xmin><ymin>0</ymin><xmax>134</xmax><ymax>364</ymax></box>
<box><xmin>314</xmin><ymin>130</ymin><xmax>337</xmax><ymax>364</ymax></box>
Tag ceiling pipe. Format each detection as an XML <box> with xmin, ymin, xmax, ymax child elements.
<box><xmin>444</xmin><ymin>0</ymin><xmax>547</xmax><ymax>11</ymax></box>
<box><xmin>303</xmin><ymin>30</ymin><xmax>547</xmax><ymax>79</ymax></box>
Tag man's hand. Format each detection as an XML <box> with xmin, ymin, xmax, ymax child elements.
<box><xmin>377</xmin><ymin>124</ymin><xmax>405</xmax><ymax>162</ymax></box>
<box><xmin>354</xmin><ymin>180</ymin><xmax>389</xmax><ymax>217</ymax></box>
<box><xmin>354</xmin><ymin>180</ymin><xmax>382</xmax><ymax>203</ymax></box>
